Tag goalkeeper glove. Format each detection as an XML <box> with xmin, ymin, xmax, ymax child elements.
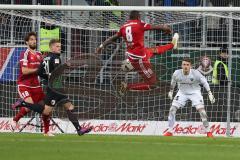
<box><xmin>208</xmin><ymin>91</ymin><xmax>215</xmax><ymax>104</ymax></box>
<box><xmin>168</xmin><ymin>90</ymin><xmax>173</xmax><ymax>100</ymax></box>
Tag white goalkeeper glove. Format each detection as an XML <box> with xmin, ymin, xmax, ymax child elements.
<box><xmin>168</xmin><ymin>90</ymin><xmax>173</xmax><ymax>100</ymax></box>
<box><xmin>208</xmin><ymin>91</ymin><xmax>215</xmax><ymax>104</ymax></box>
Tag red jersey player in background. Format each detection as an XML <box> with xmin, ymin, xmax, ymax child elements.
<box><xmin>96</xmin><ymin>10</ymin><xmax>179</xmax><ymax>96</ymax></box>
<box><xmin>11</xmin><ymin>32</ymin><xmax>53</xmax><ymax>136</ymax></box>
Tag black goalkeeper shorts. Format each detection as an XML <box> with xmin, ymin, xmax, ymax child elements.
<box><xmin>45</xmin><ymin>87</ymin><xmax>71</xmax><ymax>107</ymax></box>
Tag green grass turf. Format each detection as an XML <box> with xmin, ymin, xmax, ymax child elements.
<box><xmin>0</xmin><ymin>133</ymin><xmax>240</xmax><ymax>160</ymax></box>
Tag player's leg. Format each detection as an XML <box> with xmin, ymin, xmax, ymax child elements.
<box><xmin>145</xmin><ymin>44</ymin><xmax>173</xmax><ymax>58</ymax></box>
<box><xmin>145</xmin><ymin>33</ymin><xmax>179</xmax><ymax>59</ymax></box>
<box><xmin>32</xmin><ymin>87</ymin><xmax>53</xmax><ymax>136</ymax></box>
<box><xmin>165</xmin><ymin>105</ymin><xmax>178</xmax><ymax>136</ymax></box>
<box><xmin>13</xmin><ymin>87</ymin><xmax>56</xmax><ymax>114</ymax></box>
<box><xmin>191</xmin><ymin>93</ymin><xmax>213</xmax><ymax>138</ymax></box>
<box><xmin>164</xmin><ymin>92</ymin><xmax>187</xmax><ymax>136</ymax></box>
<box><xmin>13</xmin><ymin>87</ymin><xmax>33</xmax><ymax>121</ymax></box>
<box><xmin>40</xmin><ymin>105</ymin><xmax>54</xmax><ymax>136</ymax></box>
<box><xmin>126</xmin><ymin>58</ymin><xmax>157</xmax><ymax>90</ymax></box>
<box><xmin>118</xmin><ymin>58</ymin><xmax>156</xmax><ymax>96</ymax></box>
<box><xmin>196</xmin><ymin>107</ymin><xmax>213</xmax><ymax>138</ymax></box>
<box><xmin>15</xmin><ymin>97</ymin><xmax>54</xmax><ymax>136</ymax></box>
<box><xmin>11</xmin><ymin>86</ymin><xmax>33</xmax><ymax>131</ymax></box>
<box><xmin>63</xmin><ymin>102</ymin><xmax>92</xmax><ymax>136</ymax></box>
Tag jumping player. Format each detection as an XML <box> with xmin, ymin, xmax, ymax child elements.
<box><xmin>96</xmin><ymin>10</ymin><xmax>179</xmax><ymax>96</ymax></box>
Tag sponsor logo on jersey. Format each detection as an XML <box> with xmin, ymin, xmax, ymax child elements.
<box><xmin>51</xmin><ymin>100</ymin><xmax>56</xmax><ymax>105</ymax></box>
<box><xmin>55</xmin><ymin>59</ymin><xmax>60</xmax><ymax>64</ymax></box>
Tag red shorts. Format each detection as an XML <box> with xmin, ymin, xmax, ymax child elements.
<box><xmin>17</xmin><ymin>86</ymin><xmax>45</xmax><ymax>103</ymax></box>
<box><xmin>128</xmin><ymin>49</ymin><xmax>156</xmax><ymax>85</ymax></box>
<box><xmin>126</xmin><ymin>44</ymin><xmax>173</xmax><ymax>85</ymax></box>
<box><xmin>145</xmin><ymin>48</ymin><xmax>155</xmax><ymax>59</ymax></box>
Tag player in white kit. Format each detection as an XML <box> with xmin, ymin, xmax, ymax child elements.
<box><xmin>164</xmin><ymin>58</ymin><xmax>215</xmax><ymax>138</ymax></box>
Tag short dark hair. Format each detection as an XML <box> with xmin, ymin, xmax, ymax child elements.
<box><xmin>24</xmin><ymin>32</ymin><xmax>37</xmax><ymax>43</ymax></box>
<box><xmin>49</xmin><ymin>39</ymin><xmax>61</xmax><ymax>47</ymax></box>
<box><xmin>220</xmin><ymin>47</ymin><xmax>228</xmax><ymax>54</ymax></box>
<box><xmin>129</xmin><ymin>10</ymin><xmax>140</xmax><ymax>20</ymax></box>
<box><xmin>182</xmin><ymin>58</ymin><xmax>192</xmax><ymax>64</ymax></box>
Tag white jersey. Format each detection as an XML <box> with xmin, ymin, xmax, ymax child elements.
<box><xmin>171</xmin><ymin>69</ymin><xmax>210</xmax><ymax>95</ymax></box>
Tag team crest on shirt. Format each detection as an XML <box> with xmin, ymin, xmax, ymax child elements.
<box><xmin>190</xmin><ymin>78</ymin><xmax>194</xmax><ymax>81</ymax></box>
<box><xmin>51</xmin><ymin>100</ymin><xmax>56</xmax><ymax>105</ymax></box>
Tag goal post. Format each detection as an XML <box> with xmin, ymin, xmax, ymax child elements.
<box><xmin>0</xmin><ymin>5</ymin><xmax>240</xmax><ymax>136</ymax></box>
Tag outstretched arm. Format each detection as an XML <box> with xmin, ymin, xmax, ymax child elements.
<box><xmin>197</xmin><ymin>70</ymin><xmax>215</xmax><ymax>104</ymax></box>
<box><xmin>96</xmin><ymin>33</ymin><xmax>121</xmax><ymax>54</ymax></box>
<box><xmin>168</xmin><ymin>71</ymin><xmax>177</xmax><ymax>100</ymax></box>
<box><xmin>170</xmin><ymin>71</ymin><xmax>177</xmax><ymax>91</ymax></box>
<box><xmin>149</xmin><ymin>24</ymin><xmax>172</xmax><ymax>34</ymax></box>
<box><xmin>197</xmin><ymin>70</ymin><xmax>211</xmax><ymax>92</ymax></box>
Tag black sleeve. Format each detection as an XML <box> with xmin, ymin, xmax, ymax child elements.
<box><xmin>49</xmin><ymin>56</ymin><xmax>61</xmax><ymax>73</ymax></box>
<box><xmin>37</xmin><ymin>62</ymin><xmax>48</xmax><ymax>80</ymax></box>
<box><xmin>217</xmin><ymin>63</ymin><xmax>228</xmax><ymax>85</ymax></box>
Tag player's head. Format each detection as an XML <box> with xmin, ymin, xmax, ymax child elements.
<box><xmin>49</xmin><ymin>39</ymin><xmax>61</xmax><ymax>54</ymax></box>
<box><xmin>182</xmin><ymin>58</ymin><xmax>192</xmax><ymax>74</ymax></box>
<box><xmin>129</xmin><ymin>10</ymin><xmax>140</xmax><ymax>20</ymax></box>
<box><xmin>200</xmin><ymin>56</ymin><xmax>211</xmax><ymax>68</ymax></box>
<box><xmin>24</xmin><ymin>32</ymin><xmax>37</xmax><ymax>50</ymax></box>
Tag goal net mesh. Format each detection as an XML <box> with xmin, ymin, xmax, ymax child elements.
<box><xmin>0</xmin><ymin>8</ymin><xmax>240</xmax><ymax>124</ymax></box>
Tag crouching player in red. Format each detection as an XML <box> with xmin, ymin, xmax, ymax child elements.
<box><xmin>96</xmin><ymin>10</ymin><xmax>179</xmax><ymax>96</ymax></box>
<box><xmin>11</xmin><ymin>32</ymin><xmax>53</xmax><ymax>136</ymax></box>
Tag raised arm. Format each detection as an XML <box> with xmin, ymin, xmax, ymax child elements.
<box><xmin>96</xmin><ymin>33</ymin><xmax>121</xmax><ymax>54</ymax></box>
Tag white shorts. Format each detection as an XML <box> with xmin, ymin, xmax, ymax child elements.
<box><xmin>172</xmin><ymin>91</ymin><xmax>204</xmax><ymax>109</ymax></box>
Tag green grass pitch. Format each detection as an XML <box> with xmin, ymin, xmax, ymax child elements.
<box><xmin>0</xmin><ymin>133</ymin><xmax>240</xmax><ymax>160</ymax></box>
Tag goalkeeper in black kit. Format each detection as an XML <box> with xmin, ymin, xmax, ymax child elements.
<box><xmin>12</xmin><ymin>39</ymin><xmax>93</xmax><ymax>135</ymax></box>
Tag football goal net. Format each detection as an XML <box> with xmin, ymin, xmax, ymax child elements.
<box><xmin>0</xmin><ymin>5</ymin><xmax>239</xmax><ymax>136</ymax></box>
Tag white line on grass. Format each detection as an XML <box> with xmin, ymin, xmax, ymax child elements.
<box><xmin>2</xmin><ymin>138</ymin><xmax>240</xmax><ymax>148</ymax></box>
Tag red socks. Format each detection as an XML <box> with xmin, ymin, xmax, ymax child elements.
<box><xmin>127</xmin><ymin>83</ymin><xmax>150</xmax><ymax>90</ymax></box>
<box><xmin>42</xmin><ymin>115</ymin><xmax>50</xmax><ymax>134</ymax></box>
<box><xmin>13</xmin><ymin>107</ymin><xmax>50</xmax><ymax>134</ymax></box>
<box><xmin>156</xmin><ymin>43</ymin><xmax>174</xmax><ymax>54</ymax></box>
<box><xmin>13</xmin><ymin>107</ymin><xmax>29</xmax><ymax>122</ymax></box>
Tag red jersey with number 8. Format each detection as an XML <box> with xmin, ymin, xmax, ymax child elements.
<box><xmin>117</xmin><ymin>19</ymin><xmax>151</xmax><ymax>58</ymax></box>
<box><xmin>17</xmin><ymin>49</ymin><xmax>43</xmax><ymax>88</ymax></box>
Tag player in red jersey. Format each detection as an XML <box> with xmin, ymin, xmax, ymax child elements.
<box><xmin>96</xmin><ymin>10</ymin><xmax>179</xmax><ymax>95</ymax></box>
<box><xmin>11</xmin><ymin>32</ymin><xmax>53</xmax><ymax>136</ymax></box>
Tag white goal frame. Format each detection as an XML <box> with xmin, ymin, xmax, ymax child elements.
<box><xmin>0</xmin><ymin>5</ymin><xmax>238</xmax><ymax>137</ymax></box>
